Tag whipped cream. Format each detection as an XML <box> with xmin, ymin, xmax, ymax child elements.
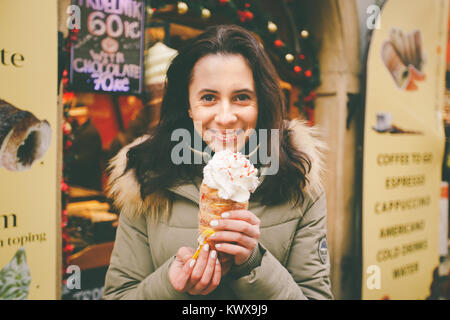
<box><xmin>203</xmin><ymin>150</ymin><xmax>260</xmax><ymax>202</ymax></box>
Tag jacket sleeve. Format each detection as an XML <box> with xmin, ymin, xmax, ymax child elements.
<box><xmin>229</xmin><ymin>191</ymin><xmax>334</xmax><ymax>300</ymax></box>
<box><xmin>102</xmin><ymin>211</ymin><xmax>189</xmax><ymax>300</ymax></box>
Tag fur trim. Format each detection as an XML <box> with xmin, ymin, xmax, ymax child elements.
<box><xmin>107</xmin><ymin>120</ymin><xmax>326</xmax><ymax>217</ymax></box>
<box><xmin>106</xmin><ymin>134</ymin><xmax>170</xmax><ymax>220</ymax></box>
<box><xmin>287</xmin><ymin>119</ymin><xmax>327</xmax><ymax>199</ymax></box>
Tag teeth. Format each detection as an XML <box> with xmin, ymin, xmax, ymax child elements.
<box><xmin>215</xmin><ymin>134</ymin><xmax>236</xmax><ymax>141</ymax></box>
<box><xmin>209</xmin><ymin>129</ymin><xmax>244</xmax><ymax>143</ymax></box>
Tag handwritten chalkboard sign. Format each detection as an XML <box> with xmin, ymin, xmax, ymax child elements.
<box><xmin>69</xmin><ymin>0</ymin><xmax>145</xmax><ymax>94</ymax></box>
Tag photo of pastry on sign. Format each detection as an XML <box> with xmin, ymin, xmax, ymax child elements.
<box><xmin>0</xmin><ymin>99</ymin><xmax>51</xmax><ymax>172</ymax></box>
<box><xmin>372</xmin><ymin>112</ymin><xmax>423</xmax><ymax>134</ymax></box>
<box><xmin>381</xmin><ymin>28</ymin><xmax>426</xmax><ymax>91</ymax></box>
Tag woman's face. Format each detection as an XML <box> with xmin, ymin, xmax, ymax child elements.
<box><xmin>188</xmin><ymin>54</ymin><xmax>258</xmax><ymax>153</ymax></box>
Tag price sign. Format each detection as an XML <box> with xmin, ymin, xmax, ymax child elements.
<box><xmin>69</xmin><ymin>0</ymin><xmax>145</xmax><ymax>94</ymax></box>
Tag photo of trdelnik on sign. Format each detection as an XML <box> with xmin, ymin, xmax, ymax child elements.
<box><xmin>69</xmin><ymin>0</ymin><xmax>145</xmax><ymax>94</ymax></box>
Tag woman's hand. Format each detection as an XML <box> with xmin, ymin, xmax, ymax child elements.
<box><xmin>208</xmin><ymin>210</ymin><xmax>260</xmax><ymax>265</ymax></box>
<box><xmin>217</xmin><ymin>252</ymin><xmax>233</xmax><ymax>276</ymax></box>
<box><xmin>168</xmin><ymin>245</ymin><xmax>222</xmax><ymax>295</ymax></box>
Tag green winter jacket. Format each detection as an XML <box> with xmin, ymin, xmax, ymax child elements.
<box><xmin>102</xmin><ymin>120</ymin><xmax>334</xmax><ymax>300</ymax></box>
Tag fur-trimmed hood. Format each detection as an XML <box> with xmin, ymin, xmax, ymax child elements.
<box><xmin>106</xmin><ymin>119</ymin><xmax>326</xmax><ymax>218</ymax></box>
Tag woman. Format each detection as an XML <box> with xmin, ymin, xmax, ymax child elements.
<box><xmin>103</xmin><ymin>25</ymin><xmax>333</xmax><ymax>300</ymax></box>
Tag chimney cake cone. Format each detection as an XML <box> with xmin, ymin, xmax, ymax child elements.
<box><xmin>192</xmin><ymin>150</ymin><xmax>259</xmax><ymax>259</ymax></box>
<box><xmin>198</xmin><ymin>183</ymin><xmax>249</xmax><ymax>250</ymax></box>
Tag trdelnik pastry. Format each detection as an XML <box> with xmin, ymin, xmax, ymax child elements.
<box><xmin>0</xmin><ymin>99</ymin><xmax>51</xmax><ymax>172</ymax></box>
<box><xmin>193</xmin><ymin>150</ymin><xmax>260</xmax><ymax>258</ymax></box>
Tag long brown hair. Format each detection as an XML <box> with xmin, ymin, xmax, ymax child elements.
<box><xmin>125</xmin><ymin>25</ymin><xmax>311</xmax><ymax>208</ymax></box>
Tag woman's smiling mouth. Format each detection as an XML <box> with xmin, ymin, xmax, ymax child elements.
<box><xmin>209</xmin><ymin>129</ymin><xmax>244</xmax><ymax>142</ymax></box>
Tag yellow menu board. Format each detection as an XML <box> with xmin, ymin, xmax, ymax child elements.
<box><xmin>0</xmin><ymin>0</ymin><xmax>60</xmax><ymax>299</ymax></box>
<box><xmin>362</xmin><ymin>0</ymin><xmax>448</xmax><ymax>300</ymax></box>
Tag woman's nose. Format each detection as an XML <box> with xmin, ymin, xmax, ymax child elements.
<box><xmin>215</xmin><ymin>101</ymin><xmax>237</xmax><ymax>125</ymax></box>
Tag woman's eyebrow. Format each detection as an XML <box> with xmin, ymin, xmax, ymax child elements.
<box><xmin>233</xmin><ymin>89</ymin><xmax>255</xmax><ymax>94</ymax></box>
<box><xmin>197</xmin><ymin>88</ymin><xmax>255</xmax><ymax>94</ymax></box>
<box><xmin>198</xmin><ymin>89</ymin><xmax>219</xmax><ymax>94</ymax></box>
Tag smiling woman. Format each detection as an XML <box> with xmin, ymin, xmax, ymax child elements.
<box><xmin>103</xmin><ymin>25</ymin><xmax>333</xmax><ymax>300</ymax></box>
<box><xmin>188</xmin><ymin>53</ymin><xmax>258</xmax><ymax>153</ymax></box>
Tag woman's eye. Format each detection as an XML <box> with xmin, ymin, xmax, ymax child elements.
<box><xmin>201</xmin><ymin>94</ymin><xmax>215</xmax><ymax>102</ymax></box>
<box><xmin>235</xmin><ymin>94</ymin><xmax>251</xmax><ymax>102</ymax></box>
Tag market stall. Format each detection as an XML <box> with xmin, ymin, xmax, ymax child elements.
<box><xmin>2</xmin><ymin>0</ymin><xmax>447</xmax><ymax>300</ymax></box>
<box><xmin>58</xmin><ymin>0</ymin><xmax>325</xmax><ymax>300</ymax></box>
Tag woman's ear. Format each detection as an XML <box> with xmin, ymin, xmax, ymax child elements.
<box><xmin>188</xmin><ymin>108</ymin><xmax>192</xmax><ymax>119</ymax></box>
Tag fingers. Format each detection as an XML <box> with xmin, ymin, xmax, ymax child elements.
<box><xmin>194</xmin><ymin>249</ymin><xmax>216</xmax><ymax>291</ymax></box>
<box><xmin>172</xmin><ymin>211</ymin><xmax>260</xmax><ymax>295</ymax></box>
<box><xmin>220</xmin><ymin>210</ymin><xmax>260</xmax><ymax>225</ymax></box>
<box><xmin>177</xmin><ymin>257</ymin><xmax>196</xmax><ymax>288</ymax></box>
<box><xmin>170</xmin><ymin>246</ymin><xmax>222</xmax><ymax>294</ymax></box>
<box><xmin>208</xmin><ymin>211</ymin><xmax>260</xmax><ymax>266</ymax></box>
<box><xmin>201</xmin><ymin>256</ymin><xmax>222</xmax><ymax>295</ymax></box>
<box><xmin>189</xmin><ymin>249</ymin><xmax>219</xmax><ymax>295</ymax></box>
<box><xmin>214</xmin><ymin>242</ymin><xmax>251</xmax><ymax>263</ymax></box>
<box><xmin>169</xmin><ymin>247</ymin><xmax>197</xmax><ymax>292</ymax></box>
<box><xmin>210</xmin><ymin>231</ymin><xmax>257</xmax><ymax>250</ymax></box>
<box><xmin>188</xmin><ymin>243</ymin><xmax>210</xmax><ymax>291</ymax></box>
<box><xmin>210</xmin><ymin>218</ymin><xmax>260</xmax><ymax>239</ymax></box>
